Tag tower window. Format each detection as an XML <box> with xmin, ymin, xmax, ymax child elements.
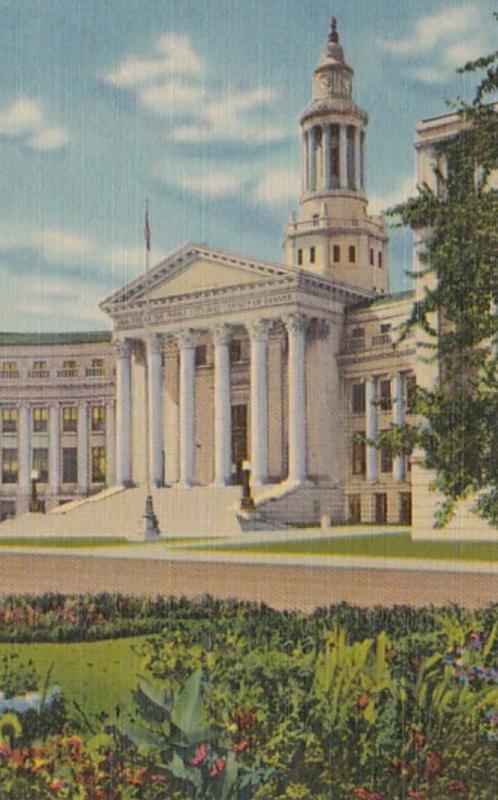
<box><xmin>333</xmin><ymin>244</ymin><xmax>340</xmax><ymax>263</ymax></box>
<box><xmin>309</xmin><ymin>246</ymin><xmax>316</xmax><ymax>264</ymax></box>
<box><xmin>349</xmin><ymin>245</ymin><xmax>356</xmax><ymax>263</ymax></box>
<box><xmin>312</xmin><ymin>214</ymin><xmax>319</xmax><ymax>227</ymax></box>
<box><xmin>370</xmin><ymin>248</ymin><xmax>374</xmax><ymax>266</ymax></box>
<box><xmin>195</xmin><ymin>345</ymin><xmax>207</xmax><ymax>367</ymax></box>
<box><xmin>230</xmin><ymin>340</ymin><xmax>243</xmax><ymax>364</ymax></box>
<box><xmin>297</xmin><ymin>248</ymin><xmax>303</xmax><ymax>266</ymax></box>
<box><xmin>378</xmin><ymin>251</ymin><xmax>383</xmax><ymax>269</ymax></box>
<box><xmin>351</xmin><ymin>383</ymin><xmax>366</xmax><ymax>414</ymax></box>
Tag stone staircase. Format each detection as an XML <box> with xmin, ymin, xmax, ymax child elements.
<box><xmin>0</xmin><ymin>485</ymin><xmax>283</xmax><ymax>540</ymax></box>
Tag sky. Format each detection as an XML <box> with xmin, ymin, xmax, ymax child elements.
<box><xmin>0</xmin><ymin>0</ymin><xmax>496</xmax><ymax>331</ymax></box>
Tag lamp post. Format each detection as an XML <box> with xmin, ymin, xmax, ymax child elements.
<box><xmin>29</xmin><ymin>469</ymin><xmax>44</xmax><ymax>513</ymax></box>
<box><xmin>240</xmin><ymin>460</ymin><xmax>255</xmax><ymax>512</ymax></box>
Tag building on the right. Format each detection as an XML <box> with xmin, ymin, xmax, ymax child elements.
<box><xmin>410</xmin><ymin>109</ymin><xmax>498</xmax><ymax>540</ymax></box>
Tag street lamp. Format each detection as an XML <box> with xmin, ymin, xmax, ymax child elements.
<box><xmin>240</xmin><ymin>460</ymin><xmax>255</xmax><ymax>512</ymax></box>
<box><xmin>29</xmin><ymin>469</ymin><xmax>44</xmax><ymax>513</ymax></box>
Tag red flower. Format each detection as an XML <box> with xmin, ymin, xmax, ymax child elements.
<box><xmin>408</xmin><ymin>792</ymin><xmax>427</xmax><ymax>799</ymax></box>
<box><xmin>351</xmin><ymin>789</ymin><xmax>385</xmax><ymax>800</ymax></box>
<box><xmin>357</xmin><ymin>693</ymin><xmax>370</xmax><ymax>710</ymax></box>
<box><xmin>233</xmin><ymin>740</ymin><xmax>249</xmax><ymax>752</ymax></box>
<box><xmin>411</xmin><ymin>731</ymin><xmax>426</xmax><ymax>750</ymax></box>
<box><xmin>427</xmin><ymin>752</ymin><xmax>442</xmax><ymax>777</ymax></box>
<box><xmin>49</xmin><ymin>778</ymin><xmax>67</xmax><ymax>793</ymax></box>
<box><xmin>188</xmin><ymin>743</ymin><xmax>207</xmax><ymax>767</ymax></box>
<box><xmin>391</xmin><ymin>759</ymin><xmax>406</xmax><ymax>774</ymax></box>
<box><xmin>0</xmin><ymin>743</ymin><xmax>12</xmax><ymax>761</ymax></box>
<box><xmin>210</xmin><ymin>757</ymin><xmax>226</xmax><ymax>778</ymax></box>
<box><xmin>446</xmin><ymin>780</ymin><xmax>467</xmax><ymax>794</ymax></box>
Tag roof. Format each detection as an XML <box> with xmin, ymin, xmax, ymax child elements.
<box><xmin>0</xmin><ymin>331</ymin><xmax>112</xmax><ymax>347</ymax></box>
<box><xmin>347</xmin><ymin>289</ymin><xmax>414</xmax><ymax>312</ymax></box>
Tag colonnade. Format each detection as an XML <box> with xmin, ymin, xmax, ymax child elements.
<box><xmin>303</xmin><ymin>122</ymin><xmax>364</xmax><ymax>193</ymax></box>
<box><xmin>115</xmin><ymin>313</ymin><xmax>313</xmax><ymax>490</ymax></box>
<box><xmin>365</xmin><ymin>372</ymin><xmax>407</xmax><ymax>484</ymax></box>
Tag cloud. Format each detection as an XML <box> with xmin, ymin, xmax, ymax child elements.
<box><xmin>140</xmin><ymin>81</ymin><xmax>205</xmax><ymax>116</ymax></box>
<box><xmin>381</xmin><ymin>2</ymin><xmax>493</xmax><ymax>85</ymax></box>
<box><xmin>253</xmin><ymin>167</ymin><xmax>300</xmax><ymax>206</ymax></box>
<box><xmin>181</xmin><ymin>172</ymin><xmax>243</xmax><ymax>198</ymax></box>
<box><xmin>0</xmin><ymin>97</ymin><xmax>69</xmax><ymax>151</ymax></box>
<box><xmin>104</xmin><ymin>32</ymin><xmax>202</xmax><ymax>88</ymax></box>
<box><xmin>369</xmin><ymin>175</ymin><xmax>416</xmax><ymax>216</ymax></box>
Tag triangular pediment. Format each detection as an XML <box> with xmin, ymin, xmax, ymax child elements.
<box><xmin>100</xmin><ymin>243</ymin><xmax>294</xmax><ymax>311</ymax></box>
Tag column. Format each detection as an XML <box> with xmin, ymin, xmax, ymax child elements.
<box><xmin>366</xmin><ymin>376</ymin><xmax>378</xmax><ymax>483</ymax></box>
<box><xmin>212</xmin><ymin>324</ymin><xmax>232</xmax><ymax>486</ymax></box>
<box><xmin>105</xmin><ymin>400</ymin><xmax>116</xmax><ymax>486</ymax></box>
<box><xmin>249</xmin><ymin>319</ymin><xmax>271</xmax><ymax>487</ymax></box>
<box><xmin>177</xmin><ymin>329</ymin><xmax>197</xmax><ymax>487</ymax></box>
<box><xmin>115</xmin><ymin>339</ymin><xmax>132</xmax><ymax>486</ymax></box>
<box><xmin>339</xmin><ymin>124</ymin><xmax>348</xmax><ymax>189</ymax></box>
<box><xmin>392</xmin><ymin>372</ymin><xmax>406</xmax><ymax>483</ymax></box>
<box><xmin>302</xmin><ymin>131</ymin><xmax>309</xmax><ymax>193</ymax></box>
<box><xmin>77</xmin><ymin>402</ymin><xmax>89</xmax><ymax>495</ymax></box>
<box><xmin>354</xmin><ymin>127</ymin><xmax>362</xmax><ymax>191</ymax></box>
<box><xmin>49</xmin><ymin>403</ymin><xmax>61</xmax><ymax>496</ymax></box>
<box><xmin>323</xmin><ymin>123</ymin><xmax>332</xmax><ymax>190</ymax></box>
<box><xmin>147</xmin><ymin>334</ymin><xmax>164</xmax><ymax>487</ymax></box>
<box><xmin>18</xmin><ymin>404</ymin><xmax>31</xmax><ymax>500</ymax></box>
<box><xmin>285</xmin><ymin>314</ymin><xmax>308</xmax><ymax>483</ymax></box>
<box><xmin>308</xmin><ymin>127</ymin><xmax>317</xmax><ymax>192</ymax></box>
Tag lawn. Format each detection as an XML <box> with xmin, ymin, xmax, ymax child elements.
<box><xmin>0</xmin><ymin>636</ymin><xmax>150</xmax><ymax>724</ymax></box>
<box><xmin>0</xmin><ymin>537</ymin><xmax>130</xmax><ymax>548</ymax></box>
<box><xmin>202</xmin><ymin>531</ymin><xmax>498</xmax><ymax>562</ymax></box>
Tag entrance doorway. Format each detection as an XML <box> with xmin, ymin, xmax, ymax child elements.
<box><xmin>374</xmin><ymin>493</ymin><xmax>387</xmax><ymax>524</ymax></box>
<box><xmin>348</xmin><ymin>494</ymin><xmax>361</xmax><ymax>524</ymax></box>
<box><xmin>231</xmin><ymin>404</ymin><xmax>248</xmax><ymax>484</ymax></box>
<box><xmin>400</xmin><ymin>492</ymin><xmax>412</xmax><ymax>525</ymax></box>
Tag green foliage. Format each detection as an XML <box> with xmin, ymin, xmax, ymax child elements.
<box><xmin>386</xmin><ymin>14</ymin><xmax>498</xmax><ymax>528</ymax></box>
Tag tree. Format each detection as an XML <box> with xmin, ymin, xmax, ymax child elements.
<box><xmin>385</xmin><ymin>14</ymin><xmax>498</xmax><ymax>528</ymax></box>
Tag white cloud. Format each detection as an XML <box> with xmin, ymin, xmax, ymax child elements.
<box><xmin>381</xmin><ymin>2</ymin><xmax>494</xmax><ymax>85</ymax></box>
<box><xmin>140</xmin><ymin>81</ymin><xmax>205</xmax><ymax>116</ymax></box>
<box><xmin>253</xmin><ymin>167</ymin><xmax>300</xmax><ymax>206</ymax></box>
<box><xmin>369</xmin><ymin>175</ymin><xmax>416</xmax><ymax>216</ymax></box>
<box><xmin>0</xmin><ymin>97</ymin><xmax>69</xmax><ymax>151</ymax></box>
<box><xmin>104</xmin><ymin>32</ymin><xmax>202</xmax><ymax>88</ymax></box>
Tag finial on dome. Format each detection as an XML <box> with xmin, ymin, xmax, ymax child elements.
<box><xmin>329</xmin><ymin>16</ymin><xmax>339</xmax><ymax>44</ymax></box>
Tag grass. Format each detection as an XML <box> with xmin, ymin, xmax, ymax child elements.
<box><xmin>0</xmin><ymin>537</ymin><xmax>130</xmax><ymax>548</ymax></box>
<box><xmin>0</xmin><ymin>636</ymin><xmax>149</xmax><ymax>724</ymax></box>
<box><xmin>200</xmin><ymin>532</ymin><xmax>498</xmax><ymax>562</ymax></box>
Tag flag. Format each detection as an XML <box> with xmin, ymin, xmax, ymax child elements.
<box><xmin>144</xmin><ymin>203</ymin><xmax>151</xmax><ymax>252</ymax></box>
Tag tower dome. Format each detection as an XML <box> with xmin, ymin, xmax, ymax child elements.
<box><xmin>284</xmin><ymin>18</ymin><xmax>389</xmax><ymax>295</ymax></box>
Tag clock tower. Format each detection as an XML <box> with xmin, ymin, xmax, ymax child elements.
<box><xmin>284</xmin><ymin>18</ymin><xmax>389</xmax><ymax>295</ymax></box>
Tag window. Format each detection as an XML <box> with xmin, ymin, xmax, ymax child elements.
<box><xmin>379</xmin><ymin>379</ymin><xmax>392</xmax><ymax>411</ymax></box>
<box><xmin>348</xmin><ymin>245</ymin><xmax>356</xmax><ymax>263</ymax></box>
<box><xmin>309</xmin><ymin>246</ymin><xmax>316</xmax><ymax>264</ymax></box>
<box><xmin>352</xmin><ymin>435</ymin><xmax>366</xmax><ymax>476</ymax></box>
<box><xmin>378</xmin><ymin>251</ymin><xmax>383</xmax><ymax>269</ymax></box>
<box><xmin>62</xmin><ymin>407</ymin><xmax>78</xmax><ymax>433</ymax></box>
<box><xmin>33</xmin><ymin>407</ymin><xmax>49</xmax><ymax>433</ymax></box>
<box><xmin>2</xmin><ymin>449</ymin><xmax>18</xmax><ymax>484</ymax></box>
<box><xmin>297</xmin><ymin>249</ymin><xmax>303</xmax><ymax>266</ymax></box>
<box><xmin>92</xmin><ymin>358</ymin><xmax>104</xmax><ymax>369</ymax></box>
<box><xmin>330</xmin><ymin>124</ymin><xmax>340</xmax><ymax>188</ymax></box>
<box><xmin>312</xmin><ymin>214</ymin><xmax>319</xmax><ymax>227</ymax></box>
<box><xmin>333</xmin><ymin>244</ymin><xmax>341</xmax><ymax>263</ymax></box>
<box><xmin>370</xmin><ymin>248</ymin><xmax>374</xmax><ymax>266</ymax></box>
<box><xmin>32</xmin><ymin>448</ymin><xmax>49</xmax><ymax>483</ymax></box>
<box><xmin>380</xmin><ymin>439</ymin><xmax>393</xmax><ymax>473</ymax></box>
<box><xmin>405</xmin><ymin>375</ymin><xmax>417</xmax><ymax>413</ymax></box>
<box><xmin>351</xmin><ymin>383</ymin><xmax>366</xmax><ymax>414</ymax></box>
<box><xmin>86</xmin><ymin>358</ymin><xmax>105</xmax><ymax>377</ymax></box>
<box><xmin>63</xmin><ymin>360</ymin><xmax>76</xmax><ymax>370</ymax></box>
<box><xmin>375</xmin><ymin>493</ymin><xmax>388</xmax><ymax>524</ymax></box>
<box><xmin>400</xmin><ymin>492</ymin><xmax>412</xmax><ymax>525</ymax></box>
<box><xmin>62</xmin><ymin>447</ymin><xmax>78</xmax><ymax>483</ymax></box>
<box><xmin>352</xmin><ymin>327</ymin><xmax>364</xmax><ymax>339</ymax></box>
<box><xmin>91</xmin><ymin>446</ymin><xmax>106</xmax><ymax>483</ymax></box>
<box><xmin>380</xmin><ymin>323</ymin><xmax>391</xmax><ymax>334</ymax></box>
<box><xmin>348</xmin><ymin>494</ymin><xmax>361</xmax><ymax>524</ymax></box>
<box><xmin>91</xmin><ymin>405</ymin><xmax>106</xmax><ymax>432</ymax></box>
<box><xmin>2</xmin><ymin>361</ymin><xmax>17</xmax><ymax>374</ymax></box>
<box><xmin>32</xmin><ymin>361</ymin><xmax>47</xmax><ymax>371</ymax></box>
<box><xmin>195</xmin><ymin>345</ymin><xmax>207</xmax><ymax>367</ymax></box>
<box><xmin>2</xmin><ymin>408</ymin><xmax>18</xmax><ymax>434</ymax></box>
<box><xmin>229</xmin><ymin>340</ymin><xmax>243</xmax><ymax>364</ymax></box>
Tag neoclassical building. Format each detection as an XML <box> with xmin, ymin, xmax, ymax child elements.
<box><xmin>0</xmin><ymin>21</ymin><xmax>493</xmax><ymax>539</ymax></box>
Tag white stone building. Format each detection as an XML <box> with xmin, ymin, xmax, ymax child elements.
<box><xmin>0</xmin><ymin>21</ymin><xmax>494</xmax><ymax>539</ymax></box>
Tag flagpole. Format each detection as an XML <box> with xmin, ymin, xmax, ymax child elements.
<box><xmin>143</xmin><ymin>199</ymin><xmax>160</xmax><ymax>539</ymax></box>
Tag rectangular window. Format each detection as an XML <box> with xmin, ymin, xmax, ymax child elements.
<box><xmin>297</xmin><ymin>248</ymin><xmax>303</xmax><ymax>266</ymax></box>
<box><xmin>91</xmin><ymin>405</ymin><xmax>106</xmax><ymax>432</ymax></box>
<box><xmin>351</xmin><ymin>383</ymin><xmax>366</xmax><ymax>414</ymax></box>
<box><xmin>333</xmin><ymin>244</ymin><xmax>341</xmax><ymax>263</ymax></box>
<box><xmin>32</xmin><ymin>448</ymin><xmax>49</xmax><ymax>483</ymax></box>
<box><xmin>400</xmin><ymin>492</ymin><xmax>412</xmax><ymax>525</ymax></box>
<box><xmin>379</xmin><ymin>379</ymin><xmax>392</xmax><ymax>411</ymax></box>
<box><xmin>309</xmin><ymin>246</ymin><xmax>316</xmax><ymax>263</ymax></box>
<box><xmin>63</xmin><ymin>360</ymin><xmax>76</xmax><ymax>370</ymax></box>
<box><xmin>380</xmin><ymin>323</ymin><xmax>391</xmax><ymax>334</ymax></box>
<box><xmin>378</xmin><ymin>251</ymin><xmax>383</xmax><ymax>269</ymax></box>
<box><xmin>375</xmin><ymin>493</ymin><xmax>388</xmax><ymax>524</ymax></box>
<box><xmin>62</xmin><ymin>447</ymin><xmax>78</xmax><ymax>483</ymax></box>
<box><xmin>33</xmin><ymin>407</ymin><xmax>49</xmax><ymax>433</ymax></box>
<box><xmin>405</xmin><ymin>375</ymin><xmax>417</xmax><ymax>413</ymax></box>
<box><xmin>352</xmin><ymin>435</ymin><xmax>366</xmax><ymax>476</ymax></box>
<box><xmin>195</xmin><ymin>345</ymin><xmax>207</xmax><ymax>367</ymax></box>
<box><xmin>348</xmin><ymin>245</ymin><xmax>356</xmax><ymax>263</ymax></box>
<box><xmin>62</xmin><ymin>406</ymin><xmax>78</xmax><ymax>433</ymax></box>
<box><xmin>370</xmin><ymin>248</ymin><xmax>374</xmax><ymax>266</ymax></box>
<box><xmin>380</xmin><ymin>440</ymin><xmax>393</xmax><ymax>473</ymax></box>
<box><xmin>348</xmin><ymin>494</ymin><xmax>361</xmax><ymax>524</ymax></box>
<box><xmin>2</xmin><ymin>361</ymin><xmax>17</xmax><ymax>374</ymax></box>
<box><xmin>91</xmin><ymin>446</ymin><xmax>106</xmax><ymax>483</ymax></box>
<box><xmin>229</xmin><ymin>340</ymin><xmax>243</xmax><ymax>364</ymax></box>
<box><xmin>2</xmin><ymin>449</ymin><xmax>18</xmax><ymax>484</ymax></box>
<box><xmin>312</xmin><ymin>214</ymin><xmax>319</xmax><ymax>227</ymax></box>
<box><xmin>2</xmin><ymin>408</ymin><xmax>18</xmax><ymax>434</ymax></box>
<box><xmin>32</xmin><ymin>361</ymin><xmax>47</xmax><ymax>371</ymax></box>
